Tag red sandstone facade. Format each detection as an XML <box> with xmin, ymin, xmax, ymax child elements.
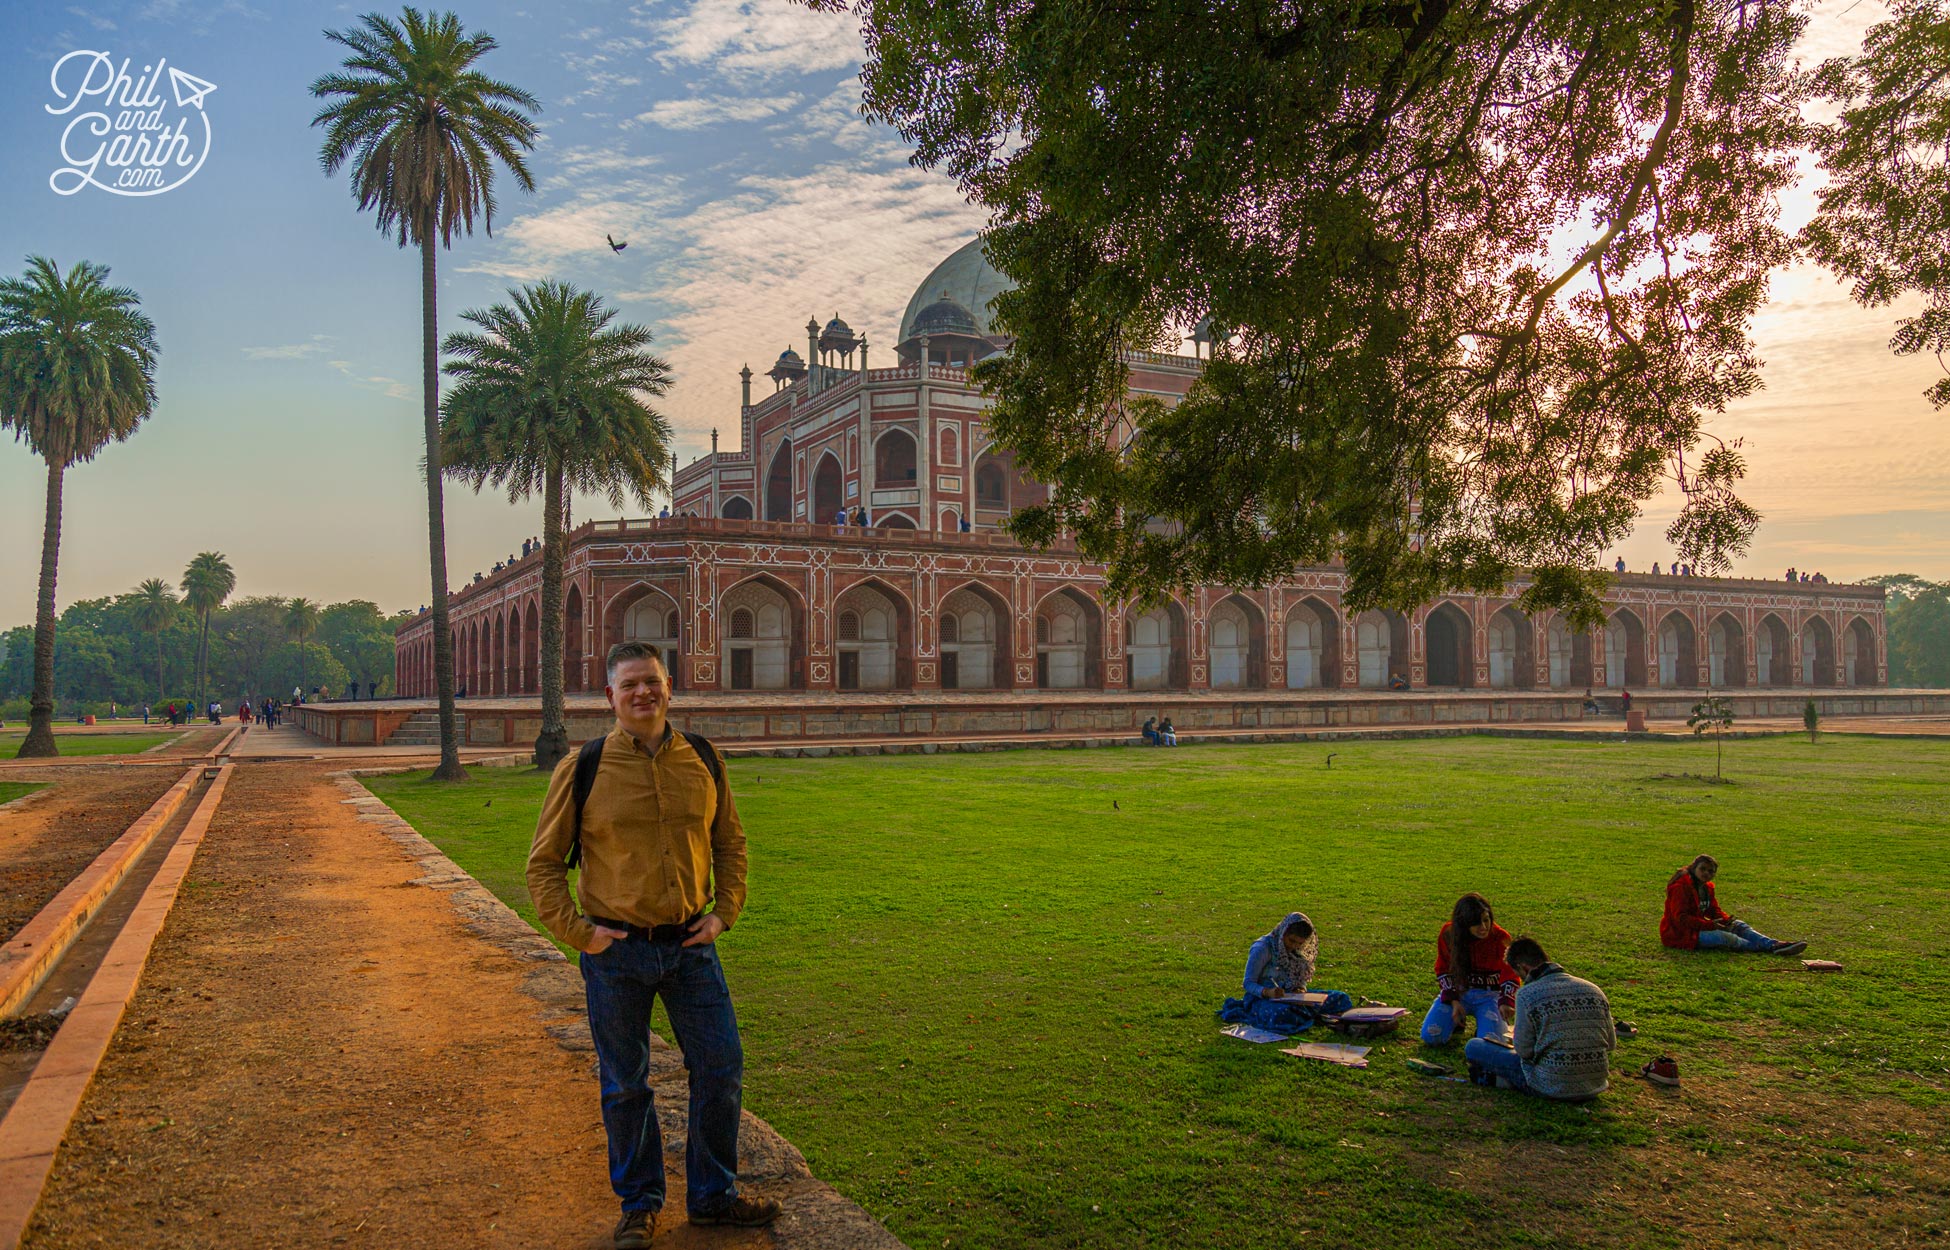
<box><xmin>393</xmin><ymin>517</ymin><xmax>1886</xmax><ymax>699</ymax></box>
<box><xmin>395</xmin><ymin>242</ymin><xmax>1887</xmax><ymax>699</ymax></box>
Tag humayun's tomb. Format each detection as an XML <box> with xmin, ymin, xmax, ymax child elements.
<box><xmin>368</xmin><ymin>241</ymin><xmax>1917</xmax><ymax>750</ymax></box>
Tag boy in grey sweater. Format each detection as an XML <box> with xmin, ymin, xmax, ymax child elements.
<box><xmin>1463</xmin><ymin>936</ymin><xmax>1616</xmax><ymax>1100</ymax></box>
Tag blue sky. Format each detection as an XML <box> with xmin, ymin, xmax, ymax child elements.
<box><xmin>0</xmin><ymin>0</ymin><xmax>1943</xmax><ymax>626</ymax></box>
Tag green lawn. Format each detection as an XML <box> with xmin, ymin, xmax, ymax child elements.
<box><xmin>0</xmin><ymin>782</ymin><xmax>44</xmax><ymax>806</ymax></box>
<box><xmin>367</xmin><ymin>736</ymin><xmax>1950</xmax><ymax>1249</ymax></box>
<box><xmin>0</xmin><ymin>731</ymin><xmax>177</xmax><ymax>760</ymax></box>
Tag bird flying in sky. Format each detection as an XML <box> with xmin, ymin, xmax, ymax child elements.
<box><xmin>606</xmin><ymin>234</ymin><xmax>628</xmax><ymax>253</ymax></box>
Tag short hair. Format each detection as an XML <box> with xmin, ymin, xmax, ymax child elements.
<box><xmin>1506</xmin><ymin>936</ymin><xmax>1548</xmax><ymax>968</ymax></box>
<box><xmin>605</xmin><ymin>641</ymin><xmax>668</xmax><ymax>686</ymax></box>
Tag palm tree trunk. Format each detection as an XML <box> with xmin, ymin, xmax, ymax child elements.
<box><xmin>18</xmin><ymin>459</ymin><xmax>64</xmax><ymax>758</ymax></box>
<box><xmin>534</xmin><ymin>462</ymin><xmax>569</xmax><ymax>770</ymax></box>
<box><xmin>421</xmin><ymin>221</ymin><xmax>467</xmax><ymax>780</ymax></box>
<box><xmin>299</xmin><ymin>631</ymin><xmax>308</xmax><ymax>701</ymax></box>
<box><xmin>196</xmin><ymin>610</ymin><xmax>210</xmax><ymax>710</ymax></box>
<box><xmin>155</xmin><ymin>628</ymin><xmax>164</xmax><ymax>703</ymax></box>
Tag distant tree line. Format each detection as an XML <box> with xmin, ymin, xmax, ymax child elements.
<box><xmin>0</xmin><ymin>593</ymin><xmax>402</xmax><ymax>716</ymax></box>
<box><xmin>1867</xmin><ymin>575</ymin><xmax>1950</xmax><ymax>688</ymax></box>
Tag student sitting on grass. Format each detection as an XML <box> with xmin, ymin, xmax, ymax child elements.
<box><xmin>1661</xmin><ymin>854</ymin><xmax>1807</xmax><ymax>956</ymax></box>
<box><xmin>1463</xmin><ymin>937</ymin><xmax>1615</xmax><ymax>1100</ymax></box>
<box><xmin>1421</xmin><ymin>893</ymin><xmax>1519</xmax><ymax>1045</ymax></box>
<box><xmin>1243</xmin><ymin>913</ymin><xmax>1317</xmax><ymax>1000</ymax></box>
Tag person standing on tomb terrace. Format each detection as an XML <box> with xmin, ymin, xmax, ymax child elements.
<box><xmin>1661</xmin><ymin>855</ymin><xmax>1807</xmax><ymax>956</ymax></box>
<box><xmin>1652</xmin><ymin>562</ymin><xmax>1661</xmax><ymax>576</ymax></box>
<box><xmin>526</xmin><ymin>642</ymin><xmax>780</xmax><ymax>1243</ymax></box>
<box><xmin>1614</xmin><ymin>557</ymin><xmax>1626</xmax><ymax>573</ymax></box>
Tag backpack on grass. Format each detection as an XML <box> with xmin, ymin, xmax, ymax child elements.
<box><xmin>566</xmin><ymin>731</ymin><xmax>723</xmax><ymax>869</ymax></box>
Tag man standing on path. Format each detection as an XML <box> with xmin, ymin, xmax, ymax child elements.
<box><xmin>527</xmin><ymin>641</ymin><xmax>781</xmax><ymax>1248</ymax></box>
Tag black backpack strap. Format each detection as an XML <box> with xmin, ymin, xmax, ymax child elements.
<box><xmin>566</xmin><ymin>735</ymin><xmax>606</xmax><ymax>869</ymax></box>
<box><xmin>680</xmin><ymin>730</ymin><xmax>724</xmax><ymax>790</ymax></box>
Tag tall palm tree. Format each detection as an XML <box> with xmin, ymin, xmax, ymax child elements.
<box><xmin>284</xmin><ymin>597</ymin><xmax>322</xmax><ymax>700</ymax></box>
<box><xmin>312</xmin><ymin>7</ymin><xmax>540</xmax><ymax>782</ymax></box>
<box><xmin>0</xmin><ymin>257</ymin><xmax>159</xmax><ymax>758</ymax></box>
<box><xmin>131</xmin><ymin>578</ymin><xmax>180</xmax><ymax>703</ymax></box>
<box><xmin>181</xmin><ymin>551</ymin><xmax>235</xmax><ymax>708</ymax></box>
<box><xmin>441</xmin><ymin>281</ymin><xmax>672</xmax><ymax>768</ymax></box>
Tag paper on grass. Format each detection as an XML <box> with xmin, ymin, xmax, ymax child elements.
<box><xmin>1220</xmin><ymin>1023</ymin><xmax>1291</xmax><ymax>1044</ymax></box>
<box><xmin>1280</xmin><ymin>1041</ymin><xmax>1371</xmax><ymax>1067</ymax></box>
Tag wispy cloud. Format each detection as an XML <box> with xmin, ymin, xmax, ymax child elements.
<box><xmin>328</xmin><ymin>359</ymin><xmax>413</xmax><ymax>402</ymax></box>
<box><xmin>64</xmin><ymin>6</ymin><xmax>115</xmax><ymax>32</ymax></box>
<box><xmin>636</xmin><ymin>0</ymin><xmax>863</xmax><ymax>79</ymax></box>
<box><xmin>631</xmin><ymin>93</ymin><xmax>802</xmax><ymax>131</ymax></box>
<box><xmin>242</xmin><ymin>334</ymin><xmax>334</xmax><ymax>361</ymax></box>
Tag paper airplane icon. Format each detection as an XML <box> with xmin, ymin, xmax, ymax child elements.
<box><xmin>168</xmin><ymin>67</ymin><xmax>217</xmax><ymax>110</ymax></box>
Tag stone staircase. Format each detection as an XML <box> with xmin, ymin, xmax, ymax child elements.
<box><xmin>386</xmin><ymin>711</ymin><xmax>461</xmax><ymax>747</ymax></box>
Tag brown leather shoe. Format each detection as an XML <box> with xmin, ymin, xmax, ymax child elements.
<box><xmin>613</xmin><ymin>1208</ymin><xmax>655</xmax><ymax>1249</ymax></box>
<box><xmin>689</xmin><ymin>1194</ymin><xmax>782</xmax><ymax>1227</ymax></box>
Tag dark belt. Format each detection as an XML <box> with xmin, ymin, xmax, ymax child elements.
<box><xmin>587</xmin><ymin>913</ymin><xmax>704</xmax><ymax>943</ymax></box>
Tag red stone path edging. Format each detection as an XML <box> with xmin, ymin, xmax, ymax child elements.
<box><xmin>0</xmin><ymin>764</ymin><xmax>235</xmax><ymax>1249</ymax></box>
<box><xmin>0</xmin><ymin>766</ymin><xmax>201</xmax><ymax>1020</ymax></box>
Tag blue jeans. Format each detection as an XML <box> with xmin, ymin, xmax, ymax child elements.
<box><xmin>1695</xmin><ymin>920</ymin><xmax>1777</xmax><ymax>953</ymax></box>
<box><xmin>581</xmin><ymin>935</ymin><xmax>744</xmax><ymax>1216</ymax></box>
<box><xmin>1463</xmin><ymin>1037</ymin><xmax>1530</xmax><ymax>1092</ymax></box>
<box><xmin>1421</xmin><ymin>988</ymin><xmax>1510</xmax><ymax>1045</ymax></box>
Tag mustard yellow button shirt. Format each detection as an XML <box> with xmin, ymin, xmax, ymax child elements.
<box><xmin>526</xmin><ymin>725</ymin><xmax>747</xmax><ymax>952</ymax></box>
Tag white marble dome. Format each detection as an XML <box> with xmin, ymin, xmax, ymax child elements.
<box><xmin>898</xmin><ymin>237</ymin><xmax>1014</xmax><ymax>344</ymax></box>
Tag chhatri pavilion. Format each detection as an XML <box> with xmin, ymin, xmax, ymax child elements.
<box><xmin>394</xmin><ymin>241</ymin><xmax>1887</xmax><ymax>701</ymax></box>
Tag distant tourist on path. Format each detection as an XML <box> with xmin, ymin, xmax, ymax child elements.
<box><xmin>1661</xmin><ymin>855</ymin><xmax>1806</xmax><ymax>956</ymax></box>
<box><xmin>142</xmin><ymin>704</ymin><xmax>150</xmax><ymax>725</ymax></box>
<box><xmin>1421</xmin><ymin>893</ymin><xmax>1518</xmax><ymax>1046</ymax></box>
<box><xmin>526</xmin><ymin>643</ymin><xmax>780</xmax><ymax>1242</ymax></box>
<box><xmin>1619</xmin><ymin>689</ymin><xmax>1633</xmax><ymax>717</ymax></box>
<box><xmin>238</xmin><ymin>701</ymin><xmax>251</xmax><ymax>724</ymax></box>
<box><xmin>1243</xmin><ymin>912</ymin><xmax>1318</xmax><ymax>1001</ymax></box>
<box><xmin>1158</xmin><ymin>716</ymin><xmax>1177</xmax><ymax>746</ymax></box>
<box><xmin>1463</xmin><ymin>936</ymin><xmax>1615</xmax><ymax>1100</ymax></box>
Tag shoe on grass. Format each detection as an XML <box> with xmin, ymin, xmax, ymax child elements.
<box><xmin>613</xmin><ymin>1208</ymin><xmax>655</xmax><ymax>1250</ymax></box>
<box><xmin>1641</xmin><ymin>1056</ymin><xmax>1681</xmax><ymax>1087</ymax></box>
<box><xmin>1770</xmin><ymin>940</ymin><xmax>1808</xmax><ymax>957</ymax></box>
<box><xmin>1613</xmin><ymin>1018</ymin><xmax>1638</xmax><ymax>1038</ymax></box>
<box><xmin>689</xmin><ymin>1195</ymin><xmax>782</xmax><ymax>1228</ymax></box>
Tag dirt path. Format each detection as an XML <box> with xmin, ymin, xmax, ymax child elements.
<box><xmin>0</xmin><ymin>769</ymin><xmax>183</xmax><ymax>945</ymax></box>
<box><xmin>23</xmin><ymin>762</ymin><xmax>805</xmax><ymax>1250</ymax></box>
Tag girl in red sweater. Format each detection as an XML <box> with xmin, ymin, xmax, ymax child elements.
<box><xmin>1420</xmin><ymin>893</ymin><xmax>1521</xmax><ymax>1046</ymax></box>
<box><xmin>1660</xmin><ymin>855</ymin><xmax>1806</xmax><ymax>956</ymax></box>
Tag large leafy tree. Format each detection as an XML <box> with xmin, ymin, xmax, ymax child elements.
<box><xmin>818</xmin><ymin>0</ymin><xmax>1805</xmax><ymax>619</ymax></box>
<box><xmin>1867</xmin><ymin>574</ymin><xmax>1950</xmax><ymax>687</ymax></box>
<box><xmin>131</xmin><ymin>578</ymin><xmax>180</xmax><ymax>703</ymax></box>
<box><xmin>312</xmin><ymin>6</ymin><xmax>541</xmax><ymax>780</ymax></box>
<box><xmin>285</xmin><ymin>597</ymin><xmax>323</xmax><ymax>698</ymax></box>
<box><xmin>0</xmin><ymin>256</ymin><xmax>159</xmax><ymax>756</ymax></box>
<box><xmin>441</xmin><ymin>281</ymin><xmax>673</xmax><ymax>769</ymax></box>
<box><xmin>181</xmin><ymin>550</ymin><xmax>236</xmax><ymax>707</ymax></box>
<box><xmin>1806</xmin><ymin>1</ymin><xmax>1950</xmax><ymax>407</ymax></box>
